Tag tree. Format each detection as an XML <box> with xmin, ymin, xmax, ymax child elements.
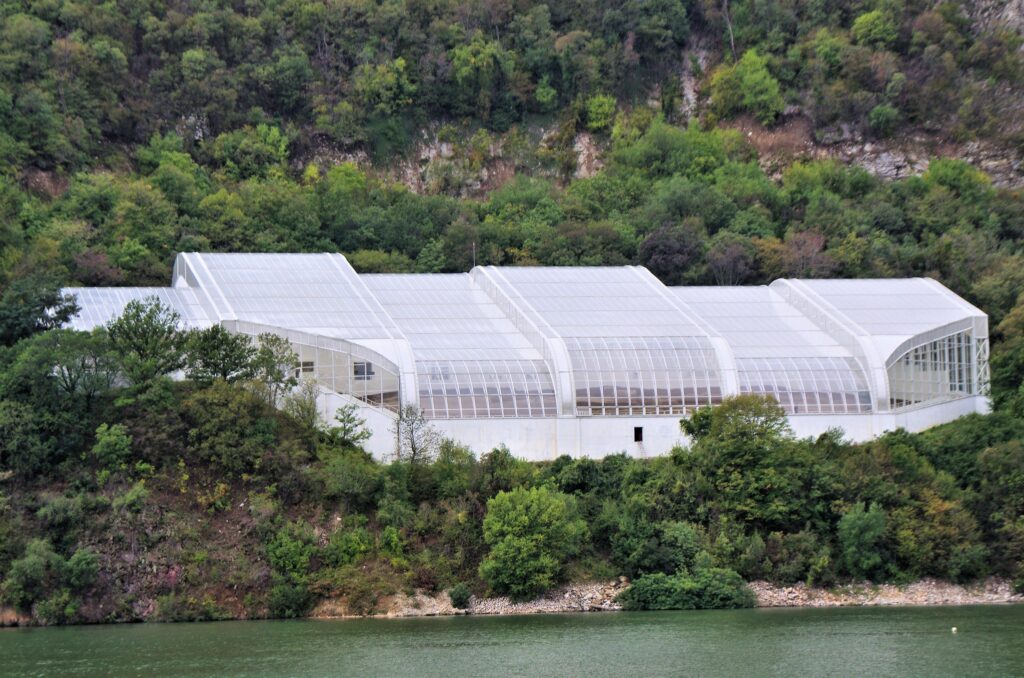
<box><xmin>327</xmin><ymin>403</ymin><xmax>372</xmax><ymax>449</ymax></box>
<box><xmin>106</xmin><ymin>298</ymin><xmax>186</xmax><ymax>386</ymax></box>
<box><xmin>0</xmin><ymin>276</ymin><xmax>79</xmax><ymax>347</ymax></box>
<box><xmin>90</xmin><ymin>423</ymin><xmax>133</xmax><ymax>471</ymax></box>
<box><xmin>585</xmin><ymin>94</ymin><xmax>617</xmax><ymax>132</ymax></box>
<box><xmin>853</xmin><ymin>11</ymin><xmax>898</xmax><ymax>50</ymax></box>
<box><xmin>838</xmin><ymin>502</ymin><xmax>887</xmax><ymax>580</ymax></box>
<box><xmin>248</xmin><ymin>333</ymin><xmax>299</xmax><ymax>404</ymax></box>
<box><xmin>45</xmin><ymin>329</ymin><xmax>118</xmax><ymax>408</ymax></box>
<box><xmin>393</xmin><ymin>405</ymin><xmax>440</xmax><ymax>465</ymax></box>
<box><xmin>478</xmin><ymin>486</ymin><xmax>588</xmax><ymax>600</ymax></box>
<box><xmin>710</xmin><ymin>50</ymin><xmax>784</xmax><ymax>125</ymax></box>
<box><xmin>184</xmin><ymin>325</ymin><xmax>256</xmax><ymax>383</ymax></box>
<box><xmin>0</xmin><ymin>400</ymin><xmax>53</xmax><ymax>478</ymax></box>
<box><xmin>638</xmin><ymin>218</ymin><xmax>708</xmax><ymax>285</ymax></box>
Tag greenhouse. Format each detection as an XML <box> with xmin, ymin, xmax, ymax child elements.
<box><xmin>64</xmin><ymin>253</ymin><xmax>990</xmax><ymax>460</ymax></box>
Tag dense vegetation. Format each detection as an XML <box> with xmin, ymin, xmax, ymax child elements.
<box><xmin>1</xmin><ymin>0</ymin><xmax>1024</xmax><ymax>623</ymax></box>
<box><xmin>0</xmin><ymin>296</ymin><xmax>1022</xmax><ymax>622</ymax></box>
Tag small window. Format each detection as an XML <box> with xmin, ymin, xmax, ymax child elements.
<box><xmin>354</xmin><ymin>361</ymin><xmax>375</xmax><ymax>381</ymax></box>
<box><xmin>634</xmin><ymin>426</ymin><xmax>643</xmax><ymax>443</ymax></box>
<box><xmin>294</xmin><ymin>361</ymin><xmax>314</xmax><ymax>378</ymax></box>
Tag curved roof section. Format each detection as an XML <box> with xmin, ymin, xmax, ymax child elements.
<box><xmin>362</xmin><ymin>273</ymin><xmax>546</xmax><ymax>362</ymax></box>
<box><xmin>672</xmin><ymin>285</ymin><xmax>853</xmax><ymax>359</ymax></box>
<box><xmin>63</xmin><ymin>287</ymin><xmax>211</xmax><ymax>331</ymax></box>
<box><xmin>781</xmin><ymin>278</ymin><xmax>986</xmax><ymax>362</ymax></box>
<box><xmin>174</xmin><ymin>253</ymin><xmax>402</xmax><ymax>341</ymax></box>
<box><xmin>479</xmin><ymin>266</ymin><xmax>712</xmax><ymax>338</ymax></box>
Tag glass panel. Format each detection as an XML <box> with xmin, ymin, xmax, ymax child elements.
<box><xmin>888</xmin><ymin>330</ymin><xmax>980</xmax><ymax>410</ymax></box>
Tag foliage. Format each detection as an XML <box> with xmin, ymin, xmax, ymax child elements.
<box><xmin>184</xmin><ymin>326</ymin><xmax>256</xmax><ymax>383</ymax></box>
<box><xmin>0</xmin><ymin>277</ymin><xmax>79</xmax><ymax>347</ymax></box>
<box><xmin>710</xmin><ymin>50</ymin><xmax>784</xmax><ymax>125</ymax></box>
<box><xmin>106</xmin><ymin>298</ymin><xmax>186</xmax><ymax>386</ymax></box>
<box><xmin>448</xmin><ymin>582</ymin><xmax>472</xmax><ymax>609</ymax></box>
<box><xmin>838</xmin><ymin>502</ymin><xmax>887</xmax><ymax>580</ymax></box>
<box><xmin>479</xmin><ymin>486</ymin><xmax>588</xmax><ymax>600</ymax></box>
<box><xmin>90</xmin><ymin>423</ymin><xmax>132</xmax><ymax>471</ymax></box>
<box><xmin>618</xmin><ymin>568</ymin><xmax>756</xmax><ymax>610</ymax></box>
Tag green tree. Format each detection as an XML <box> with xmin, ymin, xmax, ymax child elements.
<box><xmin>90</xmin><ymin>423</ymin><xmax>133</xmax><ymax>471</ymax></box>
<box><xmin>710</xmin><ymin>50</ymin><xmax>784</xmax><ymax>125</ymax></box>
<box><xmin>106</xmin><ymin>298</ymin><xmax>186</xmax><ymax>386</ymax></box>
<box><xmin>0</xmin><ymin>276</ymin><xmax>79</xmax><ymax>347</ymax></box>
<box><xmin>585</xmin><ymin>94</ymin><xmax>617</xmax><ymax>132</ymax></box>
<box><xmin>853</xmin><ymin>11</ymin><xmax>898</xmax><ymax>50</ymax></box>
<box><xmin>184</xmin><ymin>325</ymin><xmax>256</xmax><ymax>383</ymax></box>
<box><xmin>479</xmin><ymin>486</ymin><xmax>588</xmax><ymax>600</ymax></box>
<box><xmin>838</xmin><ymin>502</ymin><xmax>887</xmax><ymax>580</ymax></box>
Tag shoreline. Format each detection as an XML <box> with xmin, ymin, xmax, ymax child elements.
<box><xmin>3</xmin><ymin>578</ymin><xmax>1020</xmax><ymax>627</ymax></box>
<box><xmin>312</xmin><ymin>576</ymin><xmax>1023</xmax><ymax>621</ymax></box>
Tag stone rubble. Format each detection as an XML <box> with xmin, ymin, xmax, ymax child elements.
<box><xmin>749</xmin><ymin>577</ymin><xmax>1024</xmax><ymax>608</ymax></box>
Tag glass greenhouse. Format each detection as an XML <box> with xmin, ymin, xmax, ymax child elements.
<box><xmin>63</xmin><ymin>253</ymin><xmax>990</xmax><ymax>460</ymax></box>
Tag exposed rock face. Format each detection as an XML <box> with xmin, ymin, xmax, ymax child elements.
<box><xmin>749</xmin><ymin>578</ymin><xmax>1024</xmax><ymax>608</ymax></box>
<box><xmin>726</xmin><ymin>114</ymin><xmax>1024</xmax><ymax>188</ymax></box>
<box><xmin>969</xmin><ymin>0</ymin><xmax>1024</xmax><ymax>36</ymax></box>
<box><xmin>573</xmin><ymin>132</ymin><xmax>604</xmax><ymax>180</ymax></box>
<box><xmin>468</xmin><ymin>580</ymin><xmax>627</xmax><ymax>615</ymax></box>
<box><xmin>311</xmin><ymin>579</ymin><xmax>628</xmax><ymax>619</ymax></box>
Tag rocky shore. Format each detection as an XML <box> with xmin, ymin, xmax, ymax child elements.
<box><xmin>750</xmin><ymin>577</ymin><xmax>1024</xmax><ymax>608</ymax></box>
<box><xmin>310</xmin><ymin>577</ymin><xmax>1022</xmax><ymax>620</ymax></box>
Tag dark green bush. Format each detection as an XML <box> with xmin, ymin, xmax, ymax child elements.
<box><xmin>448</xmin><ymin>582</ymin><xmax>472</xmax><ymax>609</ymax></box>
<box><xmin>618</xmin><ymin>568</ymin><xmax>755</xmax><ymax>611</ymax></box>
<box><xmin>267</xmin><ymin>583</ymin><xmax>313</xmax><ymax>619</ymax></box>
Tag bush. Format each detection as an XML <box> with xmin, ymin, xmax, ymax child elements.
<box><xmin>267</xmin><ymin>522</ymin><xmax>317</xmax><ymax>584</ymax></box>
<box><xmin>710</xmin><ymin>50</ymin><xmax>784</xmax><ymax>125</ymax></box>
<box><xmin>853</xmin><ymin>11</ymin><xmax>898</xmax><ymax>50</ymax></box>
<box><xmin>267</xmin><ymin>583</ymin><xmax>313</xmax><ymax>619</ymax></box>
<box><xmin>323</xmin><ymin>522</ymin><xmax>373</xmax><ymax>567</ymax></box>
<box><xmin>585</xmin><ymin>95</ymin><xmax>617</xmax><ymax>133</ymax></box>
<box><xmin>868</xmin><ymin>105</ymin><xmax>899</xmax><ymax>137</ymax></box>
<box><xmin>91</xmin><ymin>423</ymin><xmax>132</xmax><ymax>470</ymax></box>
<box><xmin>838</xmin><ymin>502</ymin><xmax>887</xmax><ymax>580</ymax></box>
<box><xmin>479</xmin><ymin>486</ymin><xmax>588</xmax><ymax>600</ymax></box>
<box><xmin>2</xmin><ymin>539</ymin><xmax>63</xmax><ymax>611</ymax></box>
<box><xmin>448</xmin><ymin>582</ymin><xmax>472</xmax><ymax>609</ymax></box>
<box><xmin>618</xmin><ymin>568</ymin><xmax>755</xmax><ymax>610</ymax></box>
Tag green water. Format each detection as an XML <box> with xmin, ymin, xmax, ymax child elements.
<box><xmin>2</xmin><ymin>605</ymin><xmax>1022</xmax><ymax>677</ymax></box>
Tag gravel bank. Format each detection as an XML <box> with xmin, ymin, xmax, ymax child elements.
<box><xmin>750</xmin><ymin>577</ymin><xmax>1023</xmax><ymax>608</ymax></box>
<box><xmin>306</xmin><ymin>578</ymin><xmax>1024</xmax><ymax>621</ymax></box>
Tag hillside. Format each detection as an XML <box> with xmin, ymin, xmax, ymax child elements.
<box><xmin>2</xmin><ymin>0</ymin><xmax>1024</xmax><ymax>625</ymax></box>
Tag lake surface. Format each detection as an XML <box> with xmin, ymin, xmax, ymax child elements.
<box><xmin>2</xmin><ymin>605</ymin><xmax>1022</xmax><ymax>677</ymax></box>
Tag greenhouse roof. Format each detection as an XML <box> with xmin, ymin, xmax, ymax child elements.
<box><xmin>62</xmin><ymin>253</ymin><xmax>988</xmax><ymax>420</ymax></box>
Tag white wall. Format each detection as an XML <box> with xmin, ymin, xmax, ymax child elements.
<box><xmin>338</xmin><ymin>395</ymin><xmax>990</xmax><ymax>462</ymax></box>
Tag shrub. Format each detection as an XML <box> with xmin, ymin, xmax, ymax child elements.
<box><xmin>479</xmin><ymin>486</ymin><xmax>588</xmax><ymax>600</ymax></box>
<box><xmin>2</xmin><ymin>539</ymin><xmax>63</xmax><ymax>611</ymax></box>
<box><xmin>838</xmin><ymin>502</ymin><xmax>887</xmax><ymax>580</ymax></box>
<box><xmin>63</xmin><ymin>549</ymin><xmax>99</xmax><ymax>590</ymax></box>
<box><xmin>585</xmin><ymin>94</ymin><xmax>617</xmax><ymax>132</ymax></box>
<box><xmin>91</xmin><ymin>423</ymin><xmax>132</xmax><ymax>470</ymax></box>
<box><xmin>868</xmin><ymin>104</ymin><xmax>899</xmax><ymax>137</ymax></box>
<box><xmin>710</xmin><ymin>50</ymin><xmax>784</xmax><ymax>125</ymax></box>
<box><xmin>618</xmin><ymin>568</ymin><xmax>755</xmax><ymax>610</ymax></box>
<box><xmin>268</xmin><ymin>583</ymin><xmax>313</xmax><ymax>619</ymax></box>
<box><xmin>448</xmin><ymin>582</ymin><xmax>472</xmax><ymax>609</ymax></box>
<box><xmin>853</xmin><ymin>11</ymin><xmax>898</xmax><ymax>50</ymax></box>
<box><xmin>267</xmin><ymin>522</ymin><xmax>317</xmax><ymax>584</ymax></box>
<box><xmin>323</xmin><ymin>523</ymin><xmax>373</xmax><ymax>567</ymax></box>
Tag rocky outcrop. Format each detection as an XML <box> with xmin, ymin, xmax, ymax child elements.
<box><xmin>0</xmin><ymin>605</ymin><xmax>32</xmax><ymax>627</ymax></box>
<box><xmin>749</xmin><ymin>578</ymin><xmax>1024</xmax><ymax>608</ymax></box>
<box><xmin>311</xmin><ymin>579</ymin><xmax>628</xmax><ymax>619</ymax></box>
<box><xmin>467</xmin><ymin>579</ymin><xmax>627</xmax><ymax>616</ymax></box>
